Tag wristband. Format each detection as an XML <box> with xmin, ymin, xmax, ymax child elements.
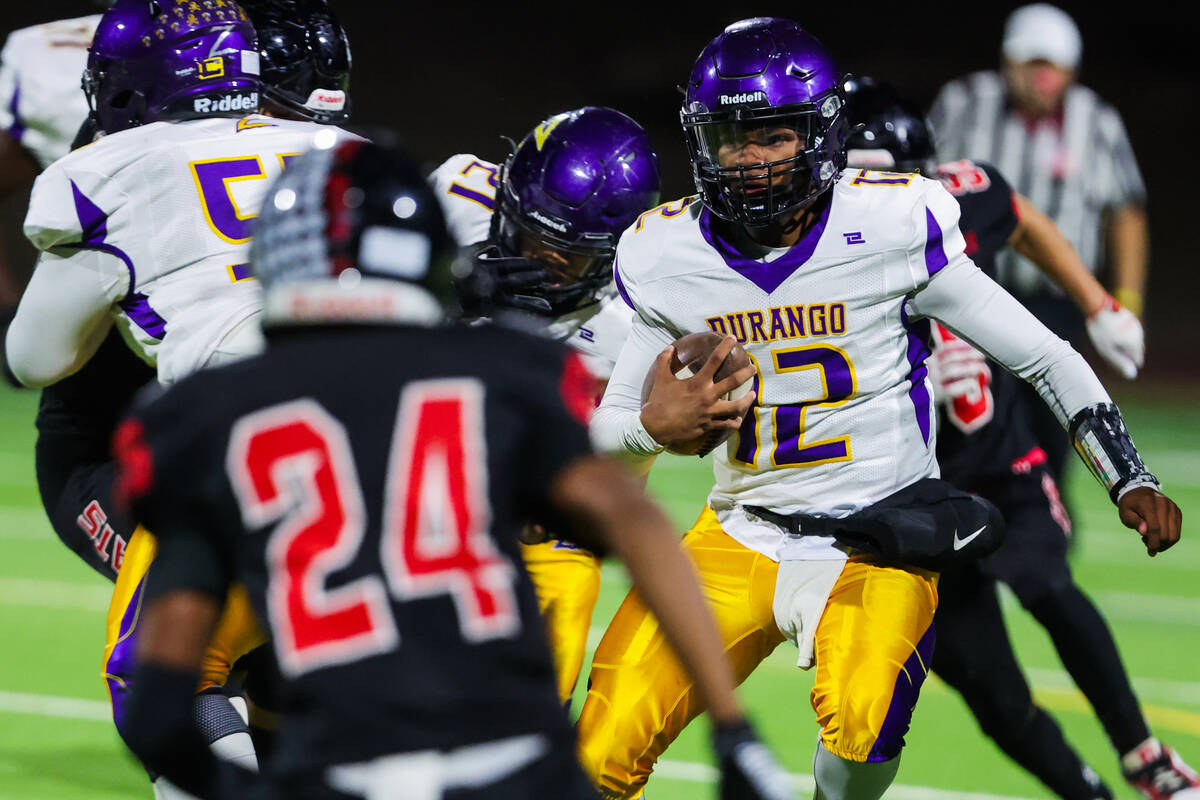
<box><xmin>1068</xmin><ymin>403</ymin><xmax>1159</xmax><ymax>503</ymax></box>
<box><xmin>1113</xmin><ymin>288</ymin><xmax>1143</xmax><ymax>317</ymax></box>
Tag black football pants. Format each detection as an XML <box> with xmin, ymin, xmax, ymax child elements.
<box><xmin>935</xmin><ymin>467</ymin><xmax>1150</xmax><ymax>796</ymax></box>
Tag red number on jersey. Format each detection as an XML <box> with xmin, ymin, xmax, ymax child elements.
<box><xmin>381</xmin><ymin>380</ymin><xmax>519</xmax><ymax>642</ymax></box>
<box><xmin>228</xmin><ymin>400</ymin><xmax>397</xmax><ymax>677</ymax></box>
<box><xmin>227</xmin><ymin>384</ymin><xmax>520</xmax><ymax>677</ymax></box>
<box><xmin>936</xmin><ymin>159</ymin><xmax>991</xmax><ymax>197</ymax></box>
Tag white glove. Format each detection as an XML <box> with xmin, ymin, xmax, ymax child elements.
<box><xmin>928</xmin><ymin>324</ymin><xmax>990</xmax><ymax>404</ymax></box>
<box><xmin>1086</xmin><ymin>295</ymin><xmax>1144</xmax><ymax>379</ymax></box>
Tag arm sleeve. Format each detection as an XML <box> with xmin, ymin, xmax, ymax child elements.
<box><xmin>908</xmin><ymin>257</ymin><xmax>1110</xmax><ymax>427</ymax></box>
<box><xmin>590</xmin><ymin>309</ymin><xmax>672</xmax><ymax>458</ymax></box>
<box><xmin>4</xmin><ymin>247</ymin><xmax>128</xmax><ymax>387</ymax></box>
<box><xmin>588</xmin><ymin>248</ymin><xmax>677</xmax><ymax>460</ymax></box>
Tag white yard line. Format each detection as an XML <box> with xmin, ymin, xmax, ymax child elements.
<box><xmin>1024</xmin><ymin>667</ymin><xmax>1200</xmax><ymax>708</ymax></box>
<box><xmin>0</xmin><ymin>504</ymin><xmax>52</xmax><ymax>539</ymax></box>
<box><xmin>654</xmin><ymin>759</ymin><xmax>1044</xmax><ymax>800</ymax></box>
<box><xmin>0</xmin><ymin>576</ymin><xmax>112</xmax><ymax>611</ymax></box>
<box><xmin>0</xmin><ymin>689</ymin><xmax>1046</xmax><ymax>800</ymax></box>
<box><xmin>0</xmin><ymin>690</ymin><xmax>111</xmax><ymax>721</ymax></box>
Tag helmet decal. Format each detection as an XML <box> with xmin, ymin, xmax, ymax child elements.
<box><xmin>85</xmin><ymin>0</ymin><xmax>260</xmax><ymax>134</ymax></box>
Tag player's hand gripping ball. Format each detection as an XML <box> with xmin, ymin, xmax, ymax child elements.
<box><xmin>641</xmin><ymin>332</ymin><xmax>755</xmax><ymax>457</ymax></box>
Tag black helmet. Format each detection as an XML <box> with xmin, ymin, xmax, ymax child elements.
<box><xmin>842</xmin><ymin>75</ymin><xmax>937</xmax><ymax>175</ymax></box>
<box><xmin>252</xmin><ymin>138</ymin><xmax>455</xmax><ymax>327</ymax></box>
<box><xmin>239</xmin><ymin>0</ymin><xmax>352</xmax><ymax>124</ymax></box>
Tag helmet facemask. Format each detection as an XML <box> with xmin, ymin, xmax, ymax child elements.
<box><xmin>683</xmin><ymin>94</ymin><xmax>845</xmax><ymax>227</ymax></box>
<box><xmin>490</xmin><ymin>171</ymin><xmax>616</xmax><ymax>317</ymax></box>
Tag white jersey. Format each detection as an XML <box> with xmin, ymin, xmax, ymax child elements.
<box><xmin>16</xmin><ymin>115</ymin><xmax>359</xmax><ymax>385</ymax></box>
<box><xmin>428</xmin><ymin>152</ymin><xmax>633</xmax><ymax>379</ymax></box>
<box><xmin>0</xmin><ymin>15</ymin><xmax>99</xmax><ymax>168</ymax></box>
<box><xmin>594</xmin><ymin>171</ymin><xmax>1110</xmax><ymax>559</ymax></box>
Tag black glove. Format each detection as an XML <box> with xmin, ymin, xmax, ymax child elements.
<box><xmin>714</xmin><ymin>720</ymin><xmax>795</xmax><ymax>800</ymax></box>
<box><xmin>453</xmin><ymin>241</ymin><xmax>555</xmax><ymax>318</ymax></box>
<box><xmin>71</xmin><ymin>114</ymin><xmax>101</xmax><ymax>151</ymax></box>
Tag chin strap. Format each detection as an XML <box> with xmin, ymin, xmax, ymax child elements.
<box><xmin>1068</xmin><ymin>403</ymin><xmax>1160</xmax><ymax>503</ymax></box>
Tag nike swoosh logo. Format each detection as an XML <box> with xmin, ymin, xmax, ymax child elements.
<box><xmin>953</xmin><ymin>525</ymin><xmax>988</xmax><ymax>551</ymax></box>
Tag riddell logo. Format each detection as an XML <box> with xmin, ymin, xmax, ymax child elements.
<box><xmin>305</xmin><ymin>89</ymin><xmax>347</xmax><ymax>111</ymax></box>
<box><xmin>529</xmin><ymin>209</ymin><xmax>568</xmax><ymax>233</ymax></box>
<box><xmin>193</xmin><ymin>92</ymin><xmax>259</xmax><ymax>113</ymax></box>
<box><xmin>719</xmin><ymin>91</ymin><xmax>766</xmax><ymax>105</ymax></box>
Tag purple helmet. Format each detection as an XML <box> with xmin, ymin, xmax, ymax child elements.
<box><xmin>681</xmin><ymin>18</ymin><xmax>847</xmax><ymax>226</ymax></box>
<box><xmin>83</xmin><ymin>0</ymin><xmax>260</xmax><ymax>135</ymax></box>
<box><xmin>493</xmin><ymin>106</ymin><xmax>660</xmax><ymax>315</ymax></box>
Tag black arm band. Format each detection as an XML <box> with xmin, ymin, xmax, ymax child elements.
<box><xmin>1068</xmin><ymin>403</ymin><xmax>1159</xmax><ymax>503</ymax></box>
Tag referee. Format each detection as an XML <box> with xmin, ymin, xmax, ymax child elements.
<box><xmin>929</xmin><ymin>3</ymin><xmax>1149</xmax><ymax>484</ymax></box>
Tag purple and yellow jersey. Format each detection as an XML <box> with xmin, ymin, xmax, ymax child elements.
<box><xmin>22</xmin><ymin>116</ymin><xmax>361</xmax><ymax>384</ymax></box>
<box><xmin>603</xmin><ymin>172</ymin><xmax>972</xmax><ymax>560</ymax></box>
<box><xmin>428</xmin><ymin>153</ymin><xmax>500</xmax><ymax>246</ymax></box>
<box><xmin>0</xmin><ymin>15</ymin><xmax>99</xmax><ymax>168</ymax></box>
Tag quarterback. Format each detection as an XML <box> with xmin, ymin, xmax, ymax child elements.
<box><xmin>429</xmin><ymin>105</ymin><xmax>660</xmax><ymax>702</ymax></box>
<box><xmin>581</xmin><ymin>17</ymin><xmax>1182</xmax><ymax>800</ymax></box>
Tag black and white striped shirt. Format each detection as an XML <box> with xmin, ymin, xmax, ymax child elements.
<box><xmin>929</xmin><ymin>71</ymin><xmax>1146</xmax><ymax>296</ymax></box>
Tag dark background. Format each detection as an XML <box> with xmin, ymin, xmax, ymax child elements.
<box><xmin>3</xmin><ymin>1</ymin><xmax>1198</xmax><ymax>378</ymax></box>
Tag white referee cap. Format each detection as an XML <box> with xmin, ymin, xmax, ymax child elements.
<box><xmin>1002</xmin><ymin>4</ymin><xmax>1082</xmax><ymax>68</ymax></box>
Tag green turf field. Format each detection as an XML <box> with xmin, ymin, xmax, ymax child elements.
<box><xmin>0</xmin><ymin>382</ymin><xmax>1196</xmax><ymax>799</ymax></box>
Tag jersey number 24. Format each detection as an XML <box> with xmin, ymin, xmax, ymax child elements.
<box><xmin>227</xmin><ymin>380</ymin><xmax>519</xmax><ymax>678</ymax></box>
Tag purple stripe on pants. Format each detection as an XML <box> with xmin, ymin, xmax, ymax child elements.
<box><xmin>867</xmin><ymin>623</ymin><xmax>936</xmax><ymax>762</ymax></box>
<box><xmin>105</xmin><ymin>576</ymin><xmax>146</xmax><ymax>734</ymax></box>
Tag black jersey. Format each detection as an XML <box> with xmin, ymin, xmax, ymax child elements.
<box><xmin>114</xmin><ymin>323</ymin><xmax>595</xmax><ymax>779</ymax></box>
<box><xmin>933</xmin><ymin>160</ymin><xmax>1042</xmax><ymax>486</ymax></box>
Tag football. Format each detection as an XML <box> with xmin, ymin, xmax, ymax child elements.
<box><xmin>640</xmin><ymin>331</ymin><xmax>755</xmax><ymax>457</ymax></box>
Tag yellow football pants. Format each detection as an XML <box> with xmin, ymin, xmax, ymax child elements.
<box><xmin>520</xmin><ymin>539</ymin><xmax>602</xmax><ymax>704</ymax></box>
<box><xmin>103</xmin><ymin>526</ymin><xmax>266</xmax><ymax>728</ymax></box>
<box><xmin>576</xmin><ymin>507</ymin><xmax>938</xmax><ymax>799</ymax></box>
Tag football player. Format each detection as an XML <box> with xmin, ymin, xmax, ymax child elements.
<box><xmin>0</xmin><ymin>2</ymin><xmax>110</xmax><ymax>306</ymax></box>
<box><xmin>3</xmin><ymin>0</ymin><xmax>358</xmax><ymax>794</ymax></box>
<box><xmin>580</xmin><ymin>17</ymin><xmax>1182</xmax><ymax>800</ymax></box>
<box><xmin>843</xmin><ymin>77</ymin><xmax>1200</xmax><ymax>800</ymax></box>
<box><xmin>428</xmin><ymin>106</ymin><xmax>661</xmax><ymax>703</ymax></box>
<box><xmin>113</xmin><ymin>138</ymin><xmax>793</xmax><ymax>800</ymax></box>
